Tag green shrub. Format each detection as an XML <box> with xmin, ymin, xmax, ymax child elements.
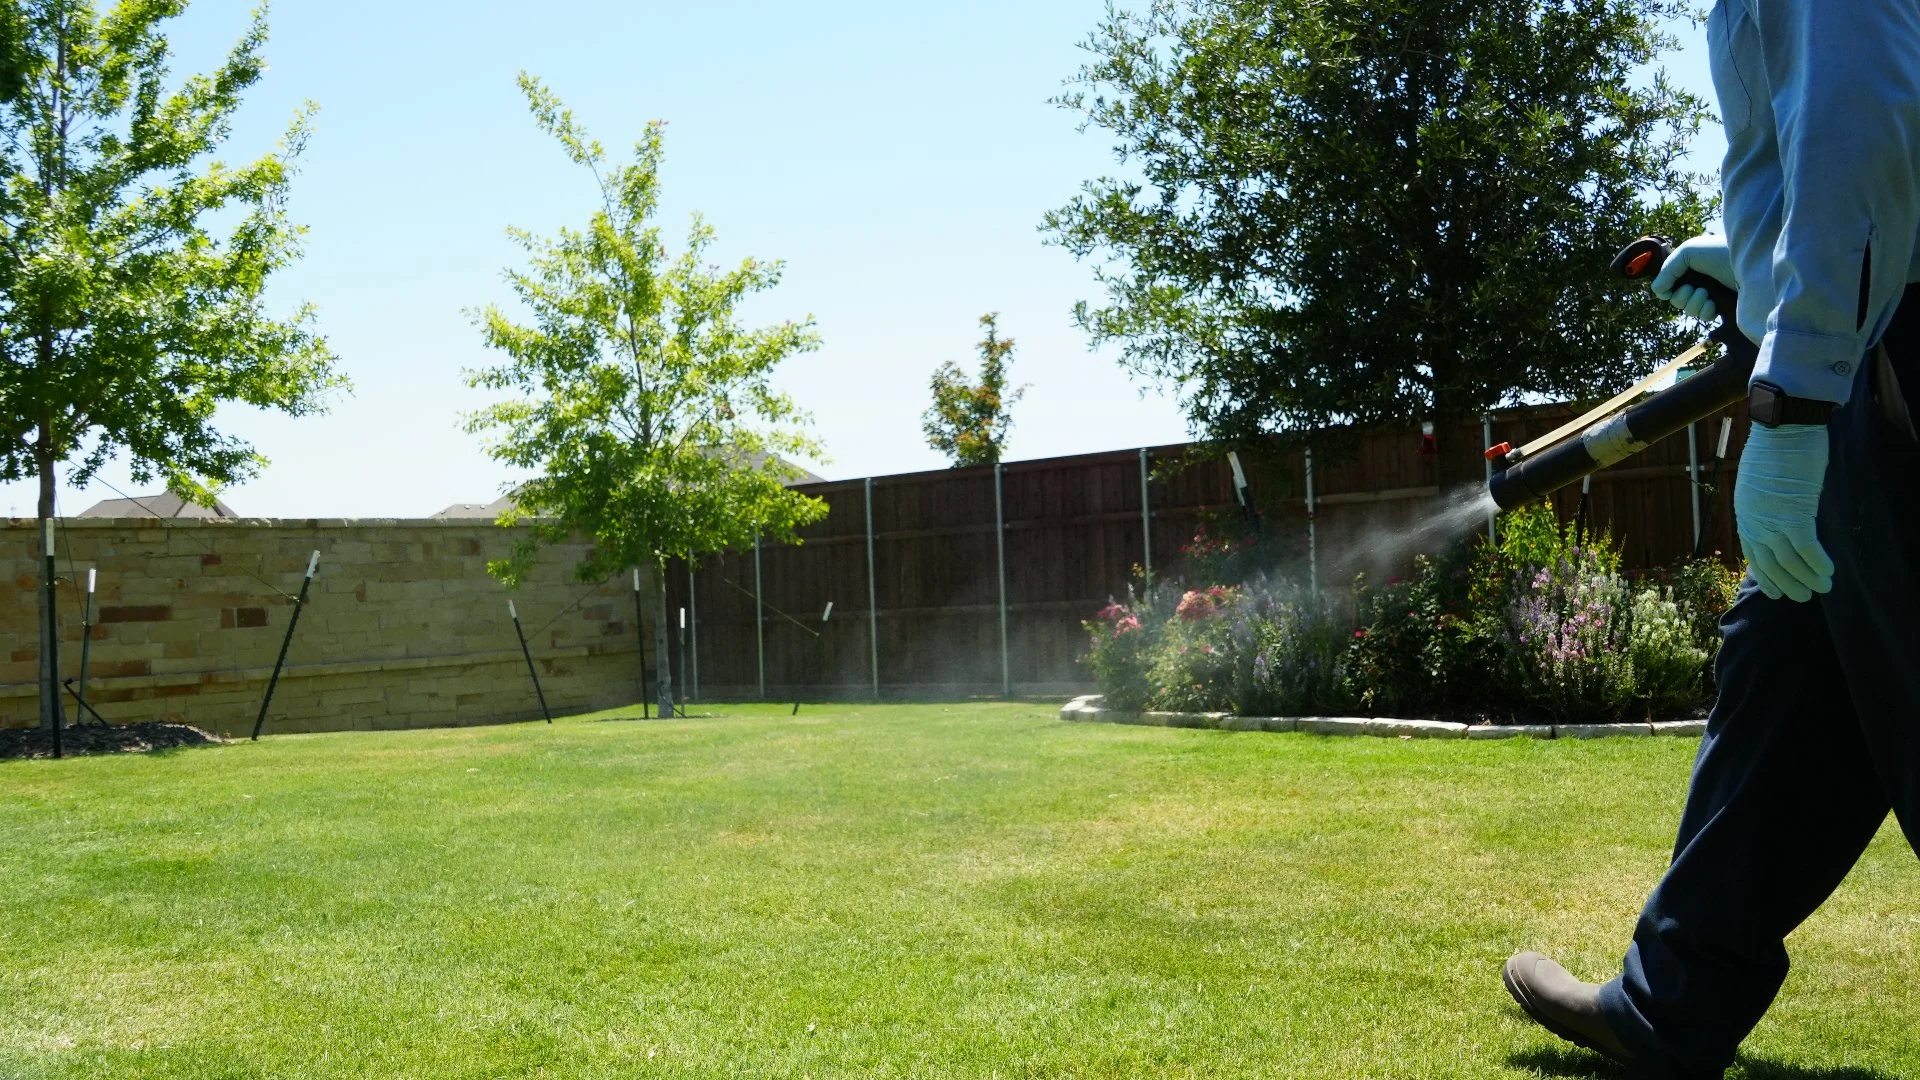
<box><xmin>1232</xmin><ymin>581</ymin><xmax>1351</xmax><ymax>716</ymax></box>
<box><xmin>1668</xmin><ymin>555</ymin><xmax>1743</xmax><ymax>656</ymax></box>
<box><xmin>1343</xmin><ymin>553</ymin><xmax>1495</xmax><ymax>715</ymax></box>
<box><xmin>1144</xmin><ymin>586</ymin><xmax>1241</xmax><ymax>712</ymax></box>
<box><xmin>1627</xmin><ymin>585</ymin><xmax>1711</xmax><ymax>713</ymax></box>
<box><xmin>1081</xmin><ymin>587</ymin><xmax>1163</xmax><ymax>712</ymax></box>
<box><xmin>1504</xmin><ymin>548</ymin><xmax>1639</xmax><ymax>722</ymax></box>
<box><xmin>1080</xmin><ymin>505</ymin><xmax>1732</xmax><ymax>724</ymax></box>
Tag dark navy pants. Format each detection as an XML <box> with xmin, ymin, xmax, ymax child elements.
<box><xmin>1594</xmin><ymin>330</ymin><xmax>1920</xmax><ymax>1078</ymax></box>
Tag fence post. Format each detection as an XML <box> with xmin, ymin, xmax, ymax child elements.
<box><xmin>865</xmin><ymin>477</ymin><xmax>879</xmax><ymax>699</ymax></box>
<box><xmin>1305</xmin><ymin>446</ymin><xmax>1318</xmax><ymax>594</ymax></box>
<box><xmin>687</xmin><ymin>563</ymin><xmax>699</xmax><ymax>702</ymax></box>
<box><xmin>632</xmin><ymin>568</ymin><xmax>650</xmax><ymax>719</ymax></box>
<box><xmin>1139</xmin><ymin>448</ymin><xmax>1153</xmax><ymax>584</ymax></box>
<box><xmin>754</xmin><ymin>533</ymin><xmax>766</xmax><ymax>700</ymax></box>
<box><xmin>1687</xmin><ymin>421</ymin><xmax>1702</xmax><ymax>550</ymax></box>
<box><xmin>1482</xmin><ymin>413</ymin><xmax>1497</xmax><ymax>544</ymax></box>
<box><xmin>995</xmin><ymin>462</ymin><xmax>1010</xmax><ymax>697</ymax></box>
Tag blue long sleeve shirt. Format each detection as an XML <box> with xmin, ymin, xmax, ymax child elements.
<box><xmin>1711</xmin><ymin>0</ymin><xmax>1920</xmax><ymax>404</ymax></box>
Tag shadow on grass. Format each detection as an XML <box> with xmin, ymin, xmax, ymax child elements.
<box><xmin>1508</xmin><ymin>1047</ymin><xmax>1629</xmax><ymax>1079</ymax></box>
<box><xmin>1510</xmin><ymin>1047</ymin><xmax>1901</xmax><ymax>1080</ymax></box>
<box><xmin>590</xmin><ymin>710</ymin><xmax>724</xmax><ymax>723</ymax></box>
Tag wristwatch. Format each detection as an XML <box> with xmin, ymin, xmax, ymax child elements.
<box><xmin>1749</xmin><ymin>380</ymin><xmax>1839</xmax><ymax>428</ymax></box>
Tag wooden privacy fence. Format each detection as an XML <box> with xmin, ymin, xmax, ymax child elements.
<box><xmin>655</xmin><ymin>396</ymin><xmax>1752</xmax><ymax>703</ymax></box>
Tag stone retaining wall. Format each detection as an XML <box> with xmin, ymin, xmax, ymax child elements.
<box><xmin>1059</xmin><ymin>695</ymin><xmax>1708</xmax><ymax>739</ymax></box>
<box><xmin>2</xmin><ymin>518</ymin><xmax>649</xmax><ymax>736</ymax></box>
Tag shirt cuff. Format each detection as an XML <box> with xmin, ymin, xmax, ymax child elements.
<box><xmin>1752</xmin><ymin>328</ymin><xmax>1861</xmax><ymax>405</ymax></box>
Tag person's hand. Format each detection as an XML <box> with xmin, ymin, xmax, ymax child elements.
<box><xmin>1734</xmin><ymin>424</ymin><xmax>1834</xmax><ymax>602</ymax></box>
<box><xmin>1651</xmin><ymin>234</ymin><xmax>1735</xmax><ymax>322</ymax></box>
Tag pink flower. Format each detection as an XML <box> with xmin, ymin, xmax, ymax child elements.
<box><xmin>1112</xmin><ymin>614</ymin><xmax>1142</xmax><ymax>637</ymax></box>
<box><xmin>1176</xmin><ymin>587</ymin><xmax>1231</xmax><ymax>622</ymax></box>
<box><xmin>1097</xmin><ymin>603</ymin><xmax>1129</xmax><ymax>622</ymax></box>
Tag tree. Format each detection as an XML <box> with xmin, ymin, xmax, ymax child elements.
<box><xmin>0</xmin><ymin>1</ymin><xmax>342</xmax><ymax>732</ymax></box>
<box><xmin>466</xmin><ymin>75</ymin><xmax>827</xmax><ymax>719</ymax></box>
<box><xmin>1045</xmin><ymin>0</ymin><xmax>1714</xmax><ymax>478</ymax></box>
<box><xmin>922</xmin><ymin>313</ymin><xmax>1027</xmax><ymax>468</ymax></box>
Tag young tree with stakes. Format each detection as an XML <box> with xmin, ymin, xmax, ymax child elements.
<box><xmin>922</xmin><ymin>312</ymin><xmax>1027</xmax><ymax>468</ymax></box>
<box><xmin>467</xmin><ymin>75</ymin><xmax>826</xmax><ymax>720</ymax></box>
<box><xmin>1045</xmin><ymin>0</ymin><xmax>1714</xmax><ymax>480</ymax></box>
<box><xmin>0</xmin><ymin>1</ymin><xmax>342</xmax><ymax>732</ymax></box>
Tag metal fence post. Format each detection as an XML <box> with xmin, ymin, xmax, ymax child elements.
<box><xmin>754</xmin><ymin>533</ymin><xmax>766</xmax><ymax>700</ymax></box>
<box><xmin>687</xmin><ymin>563</ymin><xmax>699</xmax><ymax>702</ymax></box>
<box><xmin>1305</xmin><ymin>446</ymin><xmax>1318</xmax><ymax>594</ymax></box>
<box><xmin>1687</xmin><ymin>421</ymin><xmax>1702</xmax><ymax>551</ymax></box>
<box><xmin>995</xmin><ymin>462</ymin><xmax>1010</xmax><ymax>697</ymax></box>
<box><xmin>1139</xmin><ymin>448</ymin><xmax>1153</xmax><ymax>583</ymax></box>
<box><xmin>865</xmin><ymin>477</ymin><xmax>879</xmax><ymax>699</ymax></box>
<box><xmin>632</xmin><ymin>568</ymin><xmax>650</xmax><ymax>719</ymax></box>
<box><xmin>1482</xmin><ymin>413</ymin><xmax>1497</xmax><ymax>544</ymax></box>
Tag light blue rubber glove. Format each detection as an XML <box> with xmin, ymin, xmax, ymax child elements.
<box><xmin>1650</xmin><ymin>234</ymin><xmax>1735</xmax><ymax>322</ymax></box>
<box><xmin>1734</xmin><ymin>424</ymin><xmax>1835</xmax><ymax>602</ymax></box>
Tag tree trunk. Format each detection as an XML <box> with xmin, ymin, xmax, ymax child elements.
<box><xmin>653</xmin><ymin>561</ymin><xmax>675</xmax><ymax>718</ymax></box>
<box><xmin>36</xmin><ymin>437</ymin><xmax>63</xmax><ymax>733</ymax></box>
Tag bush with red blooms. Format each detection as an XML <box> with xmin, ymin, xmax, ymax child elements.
<box><xmin>1083</xmin><ymin>506</ymin><xmax>1735</xmax><ymax>723</ymax></box>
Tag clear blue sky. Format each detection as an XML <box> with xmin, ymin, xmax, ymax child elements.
<box><xmin>0</xmin><ymin>1</ymin><xmax>1720</xmax><ymax>519</ymax></box>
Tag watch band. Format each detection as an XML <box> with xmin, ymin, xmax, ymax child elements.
<box><xmin>1750</xmin><ymin>381</ymin><xmax>1839</xmax><ymax>427</ymax></box>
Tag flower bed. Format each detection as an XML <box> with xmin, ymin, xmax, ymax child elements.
<box><xmin>1083</xmin><ymin>505</ymin><xmax>1740</xmax><ymax>726</ymax></box>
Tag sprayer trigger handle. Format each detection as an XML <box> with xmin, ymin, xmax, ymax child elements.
<box><xmin>1611</xmin><ymin>236</ymin><xmax>1673</xmax><ymax>280</ymax></box>
<box><xmin>1611</xmin><ymin>235</ymin><xmax>1740</xmax><ymax>339</ymax></box>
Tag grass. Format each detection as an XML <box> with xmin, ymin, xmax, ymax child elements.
<box><xmin>1</xmin><ymin>702</ymin><xmax>1916</xmax><ymax>1079</ymax></box>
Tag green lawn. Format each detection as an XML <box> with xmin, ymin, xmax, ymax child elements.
<box><xmin>1</xmin><ymin>704</ymin><xmax>1915</xmax><ymax>1079</ymax></box>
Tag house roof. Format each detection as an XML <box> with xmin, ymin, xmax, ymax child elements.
<box><xmin>430</xmin><ymin>495</ymin><xmax>518</xmax><ymax>520</ymax></box>
<box><xmin>77</xmin><ymin>492</ymin><xmax>238</xmax><ymax>519</ymax></box>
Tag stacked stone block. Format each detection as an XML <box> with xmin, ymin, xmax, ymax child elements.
<box><xmin>1</xmin><ymin>518</ymin><xmax>648</xmax><ymax>736</ymax></box>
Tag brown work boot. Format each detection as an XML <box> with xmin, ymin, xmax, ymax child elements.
<box><xmin>1503</xmin><ymin>952</ymin><xmax>1636</xmax><ymax>1065</ymax></box>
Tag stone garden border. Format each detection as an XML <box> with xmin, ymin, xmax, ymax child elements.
<box><xmin>1059</xmin><ymin>695</ymin><xmax>1706</xmax><ymax>739</ymax></box>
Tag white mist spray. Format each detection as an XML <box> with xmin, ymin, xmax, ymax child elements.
<box><xmin>1322</xmin><ymin>483</ymin><xmax>1503</xmax><ymax>584</ymax></box>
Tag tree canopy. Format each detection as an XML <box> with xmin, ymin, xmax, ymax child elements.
<box><xmin>1045</xmin><ymin>0</ymin><xmax>1714</xmax><ymax>468</ymax></box>
<box><xmin>0</xmin><ymin>0</ymin><xmax>341</xmax><ymax>511</ymax></box>
<box><xmin>0</xmin><ymin>0</ymin><xmax>339</xmax><ymax>731</ymax></box>
<box><xmin>922</xmin><ymin>313</ymin><xmax>1027</xmax><ymax>468</ymax></box>
<box><xmin>466</xmin><ymin>75</ymin><xmax>827</xmax><ymax>715</ymax></box>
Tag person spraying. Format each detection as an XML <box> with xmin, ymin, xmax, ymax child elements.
<box><xmin>1500</xmin><ymin>3</ymin><xmax>1920</xmax><ymax>1077</ymax></box>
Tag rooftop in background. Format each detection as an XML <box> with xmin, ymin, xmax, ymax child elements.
<box><xmin>431</xmin><ymin>495</ymin><xmax>517</xmax><ymax>520</ymax></box>
<box><xmin>78</xmin><ymin>493</ymin><xmax>237</xmax><ymax>519</ymax></box>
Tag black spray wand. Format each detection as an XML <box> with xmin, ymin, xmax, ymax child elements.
<box><xmin>1488</xmin><ymin>238</ymin><xmax>1758</xmax><ymax>510</ymax></box>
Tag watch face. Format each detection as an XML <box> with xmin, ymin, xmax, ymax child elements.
<box><xmin>1750</xmin><ymin>382</ymin><xmax>1785</xmax><ymax>426</ymax></box>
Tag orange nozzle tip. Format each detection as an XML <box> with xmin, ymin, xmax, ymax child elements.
<box><xmin>1627</xmin><ymin>251</ymin><xmax>1654</xmax><ymax>276</ymax></box>
<box><xmin>1483</xmin><ymin>442</ymin><xmax>1512</xmax><ymax>461</ymax></box>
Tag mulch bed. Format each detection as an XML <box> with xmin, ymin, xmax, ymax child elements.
<box><xmin>0</xmin><ymin>722</ymin><xmax>226</xmax><ymax>760</ymax></box>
